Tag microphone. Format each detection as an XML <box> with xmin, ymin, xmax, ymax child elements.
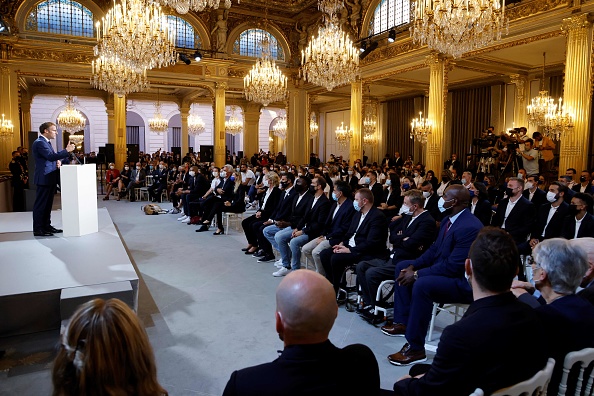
<box><xmin>70</xmin><ymin>152</ymin><xmax>82</xmax><ymax>165</ymax></box>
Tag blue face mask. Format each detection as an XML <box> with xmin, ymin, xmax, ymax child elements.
<box><xmin>402</xmin><ymin>183</ymin><xmax>410</xmax><ymax>190</ymax></box>
<box><xmin>353</xmin><ymin>200</ymin><xmax>361</xmax><ymax>212</ymax></box>
<box><xmin>469</xmin><ymin>190</ymin><xmax>475</xmax><ymax>198</ymax></box>
<box><xmin>230</xmin><ymin>176</ymin><xmax>236</xmax><ymax>182</ymax></box>
<box><xmin>332</xmin><ymin>192</ymin><xmax>339</xmax><ymax>201</ymax></box>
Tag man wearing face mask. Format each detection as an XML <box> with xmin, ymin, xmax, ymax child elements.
<box><xmin>344</xmin><ymin>167</ymin><xmax>359</xmax><ymax>194</ymax></box>
<box><xmin>572</xmin><ymin>170</ymin><xmax>594</xmax><ymax>194</ymax></box>
<box><xmin>490</xmin><ymin>177</ymin><xmax>535</xmax><ymax>247</ymax></box>
<box><xmin>436</xmin><ymin>171</ymin><xmax>451</xmax><ymax>197</ymax></box>
<box><xmin>526</xmin><ymin>182</ymin><xmax>569</xmax><ymax>252</ymax></box>
<box><xmin>420</xmin><ymin>181</ymin><xmax>441</xmax><ymax>223</ymax></box>
<box><xmin>522</xmin><ymin>174</ymin><xmax>547</xmax><ymax>208</ymax></box>
<box><xmin>126</xmin><ymin>162</ymin><xmax>146</xmax><ymax>202</ymax></box>
<box><xmin>460</xmin><ymin>171</ymin><xmax>473</xmax><ymax>189</ymax></box>
<box><xmin>148</xmin><ymin>161</ymin><xmax>168</xmax><ymax>202</ymax></box>
<box><xmin>196</xmin><ymin>165</ymin><xmax>235</xmax><ymax>229</ymax></box>
<box><xmin>319</xmin><ymin>188</ymin><xmax>389</xmax><ymax>294</ymax></box>
<box><xmin>272</xmin><ymin>177</ymin><xmax>331</xmax><ymax>277</ymax></box>
<box><xmin>562</xmin><ymin>193</ymin><xmax>594</xmax><ymax>239</ymax></box>
<box><xmin>383</xmin><ymin>185</ymin><xmax>483</xmax><ymax>366</ymax></box>
<box><xmin>364</xmin><ymin>171</ymin><xmax>383</xmax><ymax>207</ymax></box>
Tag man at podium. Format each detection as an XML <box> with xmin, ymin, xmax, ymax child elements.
<box><xmin>32</xmin><ymin>122</ymin><xmax>75</xmax><ymax>236</ymax></box>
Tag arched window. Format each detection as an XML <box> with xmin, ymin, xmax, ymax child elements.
<box><xmin>25</xmin><ymin>0</ymin><xmax>94</xmax><ymax>37</ymax></box>
<box><xmin>167</xmin><ymin>15</ymin><xmax>202</xmax><ymax>49</ymax></box>
<box><xmin>370</xmin><ymin>0</ymin><xmax>410</xmax><ymax>35</ymax></box>
<box><xmin>232</xmin><ymin>29</ymin><xmax>284</xmax><ymax>61</ymax></box>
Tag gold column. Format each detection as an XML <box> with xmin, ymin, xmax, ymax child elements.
<box><xmin>243</xmin><ymin>102</ymin><xmax>261</xmax><ymax>158</ymax></box>
<box><xmin>509</xmin><ymin>74</ymin><xmax>528</xmax><ymax>129</ymax></box>
<box><xmin>0</xmin><ymin>66</ymin><xmax>20</xmax><ymax>168</ymax></box>
<box><xmin>424</xmin><ymin>54</ymin><xmax>449</xmax><ymax>177</ymax></box>
<box><xmin>349</xmin><ymin>79</ymin><xmax>363</xmax><ymax>165</ymax></box>
<box><xmin>179</xmin><ymin>104</ymin><xmax>190</xmax><ymax>155</ymax></box>
<box><xmin>214</xmin><ymin>82</ymin><xmax>227</xmax><ymax>166</ymax></box>
<box><xmin>113</xmin><ymin>94</ymin><xmax>127</xmax><ymax>167</ymax></box>
<box><xmin>560</xmin><ymin>14</ymin><xmax>593</xmax><ymax>175</ymax></box>
<box><xmin>287</xmin><ymin>87</ymin><xmax>309</xmax><ymax>165</ymax></box>
<box><xmin>20</xmin><ymin>93</ymin><xmax>32</xmax><ymax>147</ymax></box>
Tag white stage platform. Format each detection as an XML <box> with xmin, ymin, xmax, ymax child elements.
<box><xmin>0</xmin><ymin>208</ymin><xmax>139</xmax><ymax>337</ymax></box>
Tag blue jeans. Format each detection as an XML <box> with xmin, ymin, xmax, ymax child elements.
<box><xmin>263</xmin><ymin>224</ymin><xmax>282</xmax><ymax>251</ymax></box>
<box><xmin>274</xmin><ymin>227</ymin><xmax>294</xmax><ymax>267</ymax></box>
<box><xmin>289</xmin><ymin>233</ymin><xmax>310</xmax><ymax>270</ymax></box>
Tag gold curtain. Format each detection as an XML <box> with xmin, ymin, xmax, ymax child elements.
<box><xmin>386</xmin><ymin>97</ymin><xmax>416</xmax><ymax>161</ymax></box>
<box><xmin>450</xmin><ymin>86</ymin><xmax>492</xmax><ymax>159</ymax></box>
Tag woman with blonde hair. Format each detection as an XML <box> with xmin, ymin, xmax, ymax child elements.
<box><xmin>52</xmin><ymin>298</ymin><xmax>167</xmax><ymax>396</ymax></box>
<box><xmin>197</xmin><ymin>170</ymin><xmax>246</xmax><ymax>235</ymax></box>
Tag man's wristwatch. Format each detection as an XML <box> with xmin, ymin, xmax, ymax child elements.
<box><xmin>413</xmin><ymin>270</ymin><xmax>419</xmax><ymax>280</ymax></box>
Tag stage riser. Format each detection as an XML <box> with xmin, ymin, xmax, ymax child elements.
<box><xmin>0</xmin><ymin>291</ymin><xmax>61</xmax><ymax>338</ymax></box>
<box><xmin>60</xmin><ymin>282</ymin><xmax>135</xmax><ymax>320</ymax></box>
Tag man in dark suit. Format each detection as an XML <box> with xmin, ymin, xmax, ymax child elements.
<box><xmin>302</xmin><ymin>181</ymin><xmax>355</xmax><ymax>275</ymax></box>
<box><xmin>394</xmin><ymin>152</ymin><xmax>404</xmax><ymax>169</ymax></box>
<box><xmin>572</xmin><ymin>170</ymin><xmax>594</xmax><ymax>194</ymax></box>
<box><xmin>344</xmin><ymin>167</ymin><xmax>359</xmax><ymax>195</ymax></box>
<box><xmin>384</xmin><ymin>185</ymin><xmax>483</xmax><ymax>366</ymax></box>
<box><xmin>276</xmin><ymin>177</ymin><xmax>331</xmax><ymax>273</ymax></box>
<box><xmin>196</xmin><ymin>164</ymin><xmax>235</xmax><ymax>231</ymax></box>
<box><xmin>31</xmin><ymin>122</ymin><xmax>75</xmax><ymax>236</ymax></box>
<box><xmin>420</xmin><ymin>181</ymin><xmax>441</xmax><ymax>223</ymax></box>
<box><xmin>253</xmin><ymin>173</ymin><xmax>297</xmax><ymax>263</ymax></box>
<box><xmin>522</xmin><ymin>174</ymin><xmax>547</xmax><ymax>208</ymax></box>
<box><xmin>319</xmin><ymin>188</ymin><xmax>389</xmax><ymax>294</ymax></box>
<box><xmin>558</xmin><ymin>175</ymin><xmax>577</xmax><ymax>204</ymax></box>
<box><xmin>126</xmin><ymin>162</ymin><xmax>146</xmax><ymax>202</ymax></box>
<box><xmin>490</xmin><ymin>177</ymin><xmax>535</xmax><ymax>246</ymax></box>
<box><xmin>393</xmin><ymin>227</ymin><xmax>548</xmax><ymax>396</ymax></box>
<box><xmin>148</xmin><ymin>161</ymin><xmax>168</xmax><ymax>202</ymax></box>
<box><xmin>526</xmin><ymin>181</ymin><xmax>568</xmax><ymax>253</ymax></box>
<box><xmin>381</xmin><ymin>154</ymin><xmax>395</xmax><ymax>168</ymax></box>
<box><xmin>571</xmin><ymin>238</ymin><xmax>594</xmax><ymax>305</ymax></box>
<box><xmin>364</xmin><ymin>171</ymin><xmax>383</xmax><ymax>207</ymax></box>
<box><xmin>444</xmin><ymin>153</ymin><xmax>462</xmax><ymax>176</ymax></box>
<box><xmin>356</xmin><ymin>190</ymin><xmax>436</xmax><ymax>321</ymax></box>
<box><xmin>222</xmin><ymin>270</ymin><xmax>380</xmax><ymax>396</ymax></box>
<box><xmin>562</xmin><ymin>192</ymin><xmax>594</xmax><ymax>239</ymax></box>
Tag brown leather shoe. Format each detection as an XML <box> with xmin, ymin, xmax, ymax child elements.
<box><xmin>380</xmin><ymin>322</ymin><xmax>406</xmax><ymax>337</ymax></box>
<box><xmin>388</xmin><ymin>343</ymin><xmax>427</xmax><ymax>366</ymax></box>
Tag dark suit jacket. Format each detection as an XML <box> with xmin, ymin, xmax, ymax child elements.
<box><xmin>31</xmin><ymin>136</ymin><xmax>70</xmax><ymax>186</ymax></box>
<box><xmin>563</xmin><ymin>187</ymin><xmax>576</xmax><ymax>204</ymax></box>
<box><xmin>222</xmin><ymin>340</ymin><xmax>380</xmax><ymax>396</ymax></box>
<box><xmin>424</xmin><ymin>193</ymin><xmax>442</xmax><ymax>222</ymax></box>
<box><xmin>224</xmin><ymin>188</ymin><xmax>247</xmax><ymax>213</ymax></box>
<box><xmin>471</xmin><ymin>199</ymin><xmax>493</xmax><ymax>226</ymax></box>
<box><xmin>394</xmin><ymin>157</ymin><xmax>404</xmax><ymax>169</ymax></box>
<box><xmin>561</xmin><ymin>213</ymin><xmax>594</xmax><ymax>239</ymax></box>
<box><xmin>531</xmin><ymin>202</ymin><xmax>569</xmax><ymax>240</ymax></box>
<box><xmin>270</xmin><ymin>188</ymin><xmax>298</xmax><ymax>222</ymax></box>
<box><xmin>572</xmin><ymin>183</ymin><xmax>594</xmax><ymax>194</ymax></box>
<box><xmin>390</xmin><ymin>211</ymin><xmax>436</xmax><ymax>264</ymax></box>
<box><xmin>491</xmin><ymin>196</ymin><xmax>535</xmax><ymax>244</ymax></box>
<box><xmin>370</xmin><ymin>183</ymin><xmax>383</xmax><ymax>207</ymax></box>
<box><xmin>258</xmin><ymin>187</ymin><xmax>282</xmax><ymax>220</ymax></box>
<box><xmin>343</xmin><ymin>206</ymin><xmax>388</xmax><ymax>258</ymax></box>
<box><xmin>413</xmin><ymin>209</ymin><xmax>483</xmax><ymax>278</ymax></box>
<box><xmin>523</xmin><ymin>187</ymin><xmax>547</xmax><ymax>208</ymax></box>
<box><xmin>218</xmin><ymin>178</ymin><xmax>235</xmax><ymax>201</ymax></box>
<box><xmin>299</xmin><ymin>194</ymin><xmax>331</xmax><ymax>239</ymax></box>
<box><xmin>323</xmin><ymin>199</ymin><xmax>356</xmax><ymax>246</ymax></box>
<box><xmin>345</xmin><ymin>175</ymin><xmax>359</xmax><ymax>193</ymax></box>
<box><xmin>151</xmin><ymin>168</ymin><xmax>168</xmax><ymax>188</ymax></box>
<box><xmin>394</xmin><ymin>293</ymin><xmax>548</xmax><ymax>396</ymax></box>
<box><xmin>189</xmin><ymin>174</ymin><xmax>210</xmax><ymax>197</ymax></box>
<box><xmin>289</xmin><ymin>191</ymin><xmax>314</xmax><ymax>229</ymax></box>
<box><xmin>578</xmin><ymin>282</ymin><xmax>594</xmax><ymax>306</ymax></box>
<box><xmin>129</xmin><ymin>168</ymin><xmax>146</xmax><ymax>184</ymax></box>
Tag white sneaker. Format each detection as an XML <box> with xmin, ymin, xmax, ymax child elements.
<box><xmin>274</xmin><ymin>259</ymin><xmax>284</xmax><ymax>268</ymax></box>
<box><xmin>177</xmin><ymin>215</ymin><xmax>188</xmax><ymax>221</ymax></box>
<box><xmin>272</xmin><ymin>267</ymin><xmax>291</xmax><ymax>277</ymax></box>
<box><xmin>181</xmin><ymin>217</ymin><xmax>191</xmax><ymax>223</ymax></box>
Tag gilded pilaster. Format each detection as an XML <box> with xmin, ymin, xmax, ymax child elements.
<box><xmin>0</xmin><ymin>66</ymin><xmax>20</xmax><ymax>169</ymax></box>
<box><xmin>20</xmin><ymin>93</ymin><xmax>32</xmax><ymax>148</ymax></box>
<box><xmin>113</xmin><ymin>95</ymin><xmax>127</xmax><ymax>167</ymax></box>
<box><xmin>287</xmin><ymin>87</ymin><xmax>308</xmax><ymax>165</ymax></box>
<box><xmin>214</xmin><ymin>82</ymin><xmax>227</xmax><ymax>166</ymax></box>
<box><xmin>509</xmin><ymin>74</ymin><xmax>528</xmax><ymax>129</ymax></box>
<box><xmin>242</xmin><ymin>102</ymin><xmax>262</xmax><ymax>158</ymax></box>
<box><xmin>560</xmin><ymin>14</ymin><xmax>593</xmax><ymax>176</ymax></box>
<box><xmin>349</xmin><ymin>79</ymin><xmax>363</xmax><ymax>165</ymax></box>
<box><xmin>424</xmin><ymin>54</ymin><xmax>449</xmax><ymax>177</ymax></box>
<box><xmin>179</xmin><ymin>104</ymin><xmax>190</xmax><ymax>155</ymax></box>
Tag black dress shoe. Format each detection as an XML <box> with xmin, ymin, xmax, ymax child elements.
<box><xmin>34</xmin><ymin>231</ymin><xmax>54</xmax><ymax>236</ymax></box>
<box><xmin>252</xmin><ymin>249</ymin><xmax>266</xmax><ymax>258</ymax></box>
<box><xmin>47</xmin><ymin>227</ymin><xmax>63</xmax><ymax>233</ymax></box>
<box><xmin>195</xmin><ymin>225</ymin><xmax>209</xmax><ymax>232</ymax></box>
<box><xmin>213</xmin><ymin>229</ymin><xmax>224</xmax><ymax>235</ymax></box>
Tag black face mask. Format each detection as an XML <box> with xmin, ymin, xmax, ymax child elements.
<box><xmin>295</xmin><ymin>183</ymin><xmax>307</xmax><ymax>193</ymax></box>
<box><xmin>505</xmin><ymin>187</ymin><xmax>514</xmax><ymax>197</ymax></box>
<box><xmin>442</xmin><ymin>177</ymin><xmax>450</xmax><ymax>183</ymax></box>
<box><xmin>280</xmin><ymin>181</ymin><xmax>288</xmax><ymax>189</ymax></box>
<box><xmin>568</xmin><ymin>204</ymin><xmax>580</xmax><ymax>216</ymax></box>
<box><xmin>537</xmin><ymin>180</ymin><xmax>544</xmax><ymax>185</ymax></box>
<box><xmin>580</xmin><ymin>176</ymin><xmax>587</xmax><ymax>183</ymax></box>
<box><xmin>309</xmin><ymin>185</ymin><xmax>317</xmax><ymax>194</ymax></box>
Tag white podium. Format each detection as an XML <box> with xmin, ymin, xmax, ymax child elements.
<box><xmin>60</xmin><ymin>164</ymin><xmax>99</xmax><ymax>237</ymax></box>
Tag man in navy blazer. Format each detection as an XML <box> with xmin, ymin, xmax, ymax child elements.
<box><xmin>302</xmin><ymin>180</ymin><xmax>355</xmax><ymax>275</ymax></box>
<box><xmin>393</xmin><ymin>228</ymin><xmax>548</xmax><ymax>396</ymax></box>
<box><xmin>222</xmin><ymin>270</ymin><xmax>380</xmax><ymax>396</ymax></box>
<box><xmin>491</xmin><ymin>177</ymin><xmax>535</xmax><ymax>245</ymax></box>
<box><xmin>31</xmin><ymin>122</ymin><xmax>75</xmax><ymax>236</ymax></box>
<box><xmin>319</xmin><ymin>188</ymin><xmax>389</xmax><ymax>293</ymax></box>
<box><xmin>572</xmin><ymin>170</ymin><xmax>594</xmax><ymax>194</ymax></box>
<box><xmin>526</xmin><ymin>181</ymin><xmax>568</xmax><ymax>253</ymax></box>
<box><xmin>561</xmin><ymin>193</ymin><xmax>594</xmax><ymax>239</ymax></box>
<box><xmin>383</xmin><ymin>185</ymin><xmax>483</xmax><ymax>366</ymax></box>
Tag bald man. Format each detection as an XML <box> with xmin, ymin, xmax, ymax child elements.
<box><xmin>222</xmin><ymin>270</ymin><xmax>380</xmax><ymax>396</ymax></box>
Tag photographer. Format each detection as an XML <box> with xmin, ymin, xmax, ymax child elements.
<box><xmin>516</xmin><ymin>139</ymin><xmax>539</xmax><ymax>176</ymax></box>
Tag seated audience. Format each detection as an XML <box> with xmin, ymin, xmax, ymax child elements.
<box><xmin>204</xmin><ymin>170</ymin><xmax>247</xmax><ymax>235</ymax></box>
<box><xmin>52</xmin><ymin>298</ymin><xmax>167</xmax><ymax>396</ymax></box>
<box><xmin>103</xmin><ymin>162</ymin><xmax>120</xmax><ymax>201</ymax></box>
<box><xmin>126</xmin><ymin>162</ymin><xmax>146</xmax><ymax>202</ymax></box>
<box><xmin>490</xmin><ymin>177</ymin><xmax>535</xmax><ymax>247</ymax></box>
<box><xmin>117</xmin><ymin>163</ymin><xmax>132</xmax><ymax>201</ymax></box>
<box><xmin>222</xmin><ymin>270</ymin><xmax>380</xmax><ymax>396</ymax></box>
<box><xmin>242</xmin><ymin>172</ymin><xmax>281</xmax><ymax>254</ymax></box>
<box><xmin>196</xmin><ymin>165</ymin><xmax>236</xmax><ymax>232</ymax></box>
<box><xmin>468</xmin><ymin>182</ymin><xmax>492</xmax><ymax>226</ymax></box>
<box><xmin>572</xmin><ymin>170</ymin><xmax>594</xmax><ymax>194</ymax></box>
<box><xmin>393</xmin><ymin>227</ymin><xmax>548</xmax><ymax>396</ymax></box>
<box><xmin>301</xmin><ymin>181</ymin><xmax>355</xmax><ymax>276</ymax></box>
<box><xmin>420</xmin><ymin>180</ymin><xmax>441</xmax><ymax>223</ymax></box>
<box><xmin>522</xmin><ymin>174</ymin><xmax>548</xmax><ymax>207</ymax></box>
<box><xmin>526</xmin><ymin>181</ymin><xmax>568</xmax><ymax>251</ymax></box>
<box><xmin>179</xmin><ymin>166</ymin><xmax>209</xmax><ymax>222</ymax></box>
<box><xmin>561</xmin><ymin>192</ymin><xmax>594</xmax><ymax>239</ymax></box>
<box><xmin>571</xmin><ymin>237</ymin><xmax>594</xmax><ymax>305</ymax></box>
<box><xmin>148</xmin><ymin>161</ymin><xmax>168</xmax><ymax>202</ymax></box>
<box><xmin>383</xmin><ymin>185</ymin><xmax>483</xmax><ymax>366</ymax></box>
<box><xmin>377</xmin><ymin>173</ymin><xmax>401</xmax><ymax>218</ymax></box>
<box><xmin>319</xmin><ymin>188</ymin><xmax>388</xmax><ymax>294</ymax></box>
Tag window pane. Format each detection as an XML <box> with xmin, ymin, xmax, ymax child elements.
<box><xmin>167</xmin><ymin>15</ymin><xmax>202</xmax><ymax>49</ymax></box>
<box><xmin>232</xmin><ymin>29</ymin><xmax>284</xmax><ymax>61</ymax></box>
<box><xmin>371</xmin><ymin>0</ymin><xmax>410</xmax><ymax>35</ymax></box>
<box><xmin>25</xmin><ymin>0</ymin><xmax>94</xmax><ymax>38</ymax></box>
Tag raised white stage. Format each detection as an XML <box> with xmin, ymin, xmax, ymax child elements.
<box><xmin>0</xmin><ymin>208</ymin><xmax>139</xmax><ymax>337</ymax></box>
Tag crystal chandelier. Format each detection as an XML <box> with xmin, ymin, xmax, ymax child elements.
<box><xmin>273</xmin><ymin>111</ymin><xmax>287</xmax><ymax>139</ymax></box>
<box><xmin>0</xmin><ymin>113</ymin><xmax>14</xmax><ymax>140</ymax></box>
<box><xmin>57</xmin><ymin>85</ymin><xmax>86</xmax><ymax>133</ymax></box>
<box><xmin>188</xmin><ymin>105</ymin><xmax>205</xmax><ymax>136</ymax></box>
<box><xmin>94</xmin><ymin>0</ymin><xmax>176</xmax><ymax>74</ymax></box>
<box><xmin>91</xmin><ymin>55</ymin><xmax>150</xmax><ymax>96</ymax></box>
<box><xmin>335</xmin><ymin>121</ymin><xmax>353</xmax><ymax>148</ymax></box>
<box><xmin>363</xmin><ymin>94</ymin><xmax>377</xmax><ymax>136</ymax></box>
<box><xmin>309</xmin><ymin>112</ymin><xmax>319</xmax><ymax>139</ymax></box>
<box><xmin>157</xmin><ymin>0</ymin><xmax>230</xmax><ymax>14</ymax></box>
<box><xmin>543</xmin><ymin>99</ymin><xmax>574</xmax><ymax>141</ymax></box>
<box><xmin>244</xmin><ymin>37</ymin><xmax>288</xmax><ymax>107</ymax></box>
<box><xmin>411</xmin><ymin>0</ymin><xmax>509</xmax><ymax>59</ymax></box>
<box><xmin>410</xmin><ymin>112</ymin><xmax>432</xmax><ymax>144</ymax></box>
<box><xmin>363</xmin><ymin>132</ymin><xmax>376</xmax><ymax>147</ymax></box>
<box><xmin>527</xmin><ymin>91</ymin><xmax>558</xmax><ymax>128</ymax></box>
<box><xmin>225</xmin><ymin>106</ymin><xmax>243</xmax><ymax>135</ymax></box>
<box><xmin>68</xmin><ymin>133</ymin><xmax>85</xmax><ymax>149</ymax></box>
<box><xmin>301</xmin><ymin>0</ymin><xmax>359</xmax><ymax>91</ymax></box>
<box><xmin>149</xmin><ymin>89</ymin><xmax>169</xmax><ymax>134</ymax></box>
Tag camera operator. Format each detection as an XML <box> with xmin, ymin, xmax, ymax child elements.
<box><xmin>516</xmin><ymin>139</ymin><xmax>539</xmax><ymax>176</ymax></box>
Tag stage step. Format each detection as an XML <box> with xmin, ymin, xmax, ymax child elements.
<box><xmin>60</xmin><ymin>282</ymin><xmax>135</xmax><ymax>320</ymax></box>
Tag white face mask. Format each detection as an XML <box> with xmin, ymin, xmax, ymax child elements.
<box><xmin>525</xmin><ymin>182</ymin><xmax>534</xmax><ymax>190</ymax></box>
<box><xmin>399</xmin><ymin>204</ymin><xmax>412</xmax><ymax>215</ymax></box>
<box><xmin>546</xmin><ymin>191</ymin><xmax>557</xmax><ymax>203</ymax></box>
<box><xmin>159</xmin><ymin>164</ymin><xmax>165</xmax><ymax>169</ymax></box>
<box><xmin>212</xmin><ymin>171</ymin><xmax>219</xmax><ymax>177</ymax></box>
<box><xmin>189</xmin><ymin>171</ymin><xmax>196</xmax><ymax>177</ymax></box>
<box><xmin>220</xmin><ymin>170</ymin><xmax>227</xmax><ymax>178</ymax></box>
<box><xmin>461</xmin><ymin>178</ymin><xmax>467</xmax><ymax>185</ymax></box>
<box><xmin>422</xmin><ymin>191</ymin><xmax>431</xmax><ymax>198</ymax></box>
<box><xmin>348</xmin><ymin>171</ymin><xmax>353</xmax><ymax>175</ymax></box>
<box><xmin>136</xmin><ymin>166</ymin><xmax>141</xmax><ymax>170</ymax></box>
<box><xmin>109</xmin><ymin>166</ymin><xmax>114</xmax><ymax>169</ymax></box>
<box><xmin>124</xmin><ymin>166</ymin><xmax>129</xmax><ymax>170</ymax></box>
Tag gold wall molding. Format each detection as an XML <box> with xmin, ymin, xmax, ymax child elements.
<box><xmin>504</xmin><ymin>0</ymin><xmax>569</xmax><ymax>22</ymax></box>
<box><xmin>461</xmin><ymin>31</ymin><xmax>564</xmax><ymax>58</ymax></box>
<box><xmin>12</xmin><ymin>47</ymin><xmax>93</xmax><ymax>63</ymax></box>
